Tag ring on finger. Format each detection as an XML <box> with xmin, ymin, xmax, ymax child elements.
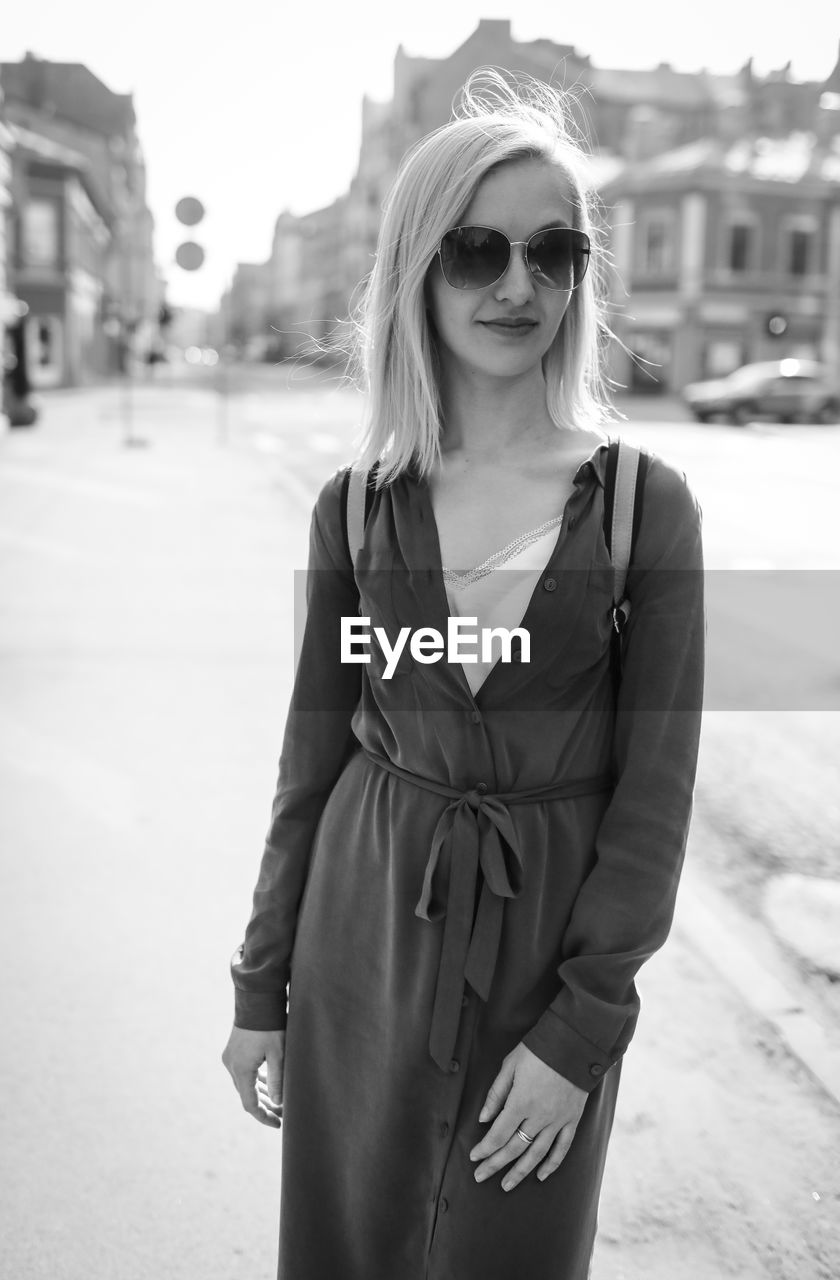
<box><xmin>515</xmin><ymin>1127</ymin><xmax>534</xmax><ymax>1144</ymax></box>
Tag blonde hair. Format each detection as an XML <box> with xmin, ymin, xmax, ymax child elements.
<box><xmin>346</xmin><ymin>68</ymin><xmax>619</xmax><ymax>486</ymax></box>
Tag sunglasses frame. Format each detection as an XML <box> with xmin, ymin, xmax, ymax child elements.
<box><xmin>436</xmin><ymin>224</ymin><xmax>591</xmax><ymax>292</ymax></box>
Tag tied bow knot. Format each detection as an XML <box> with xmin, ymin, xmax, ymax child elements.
<box><xmin>415</xmin><ymin>790</ymin><xmax>523</xmax><ymax>924</ymax></box>
<box><xmin>414</xmin><ymin>788</ymin><xmax>525</xmax><ymax>1071</ymax></box>
<box><xmin>362</xmin><ymin>750</ymin><xmax>614</xmax><ymax>1073</ymax></box>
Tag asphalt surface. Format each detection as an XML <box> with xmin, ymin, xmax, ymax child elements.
<box><xmin>1</xmin><ymin>370</ymin><xmax>838</xmax><ymax>1279</ymax></box>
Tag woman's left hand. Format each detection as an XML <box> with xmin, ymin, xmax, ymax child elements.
<box><xmin>469</xmin><ymin>1043</ymin><xmax>588</xmax><ymax>1191</ymax></box>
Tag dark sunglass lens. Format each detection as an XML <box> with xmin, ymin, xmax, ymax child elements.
<box><xmin>440</xmin><ymin>227</ymin><xmax>509</xmax><ymax>289</ymax></box>
<box><xmin>529</xmin><ymin>229</ymin><xmax>590</xmax><ymax>289</ymax></box>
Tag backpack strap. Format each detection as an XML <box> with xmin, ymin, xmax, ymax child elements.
<box><xmin>602</xmin><ymin>438</ymin><xmax>648</xmax><ymax>698</ymax></box>
<box><xmin>605</xmin><ymin>440</ymin><xmax>642</xmax><ymax>632</ymax></box>
<box><xmin>344</xmin><ymin>463</ymin><xmax>379</xmax><ymax>567</ymax></box>
<box><xmin>346</xmin><ymin>467</ymin><xmax>366</xmax><ymax>566</ymax></box>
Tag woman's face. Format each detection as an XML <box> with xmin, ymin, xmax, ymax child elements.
<box><xmin>425</xmin><ymin>157</ymin><xmax>578</xmax><ymax>385</ymax></box>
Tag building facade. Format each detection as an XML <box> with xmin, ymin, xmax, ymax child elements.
<box><xmin>5</xmin><ymin>125</ymin><xmax>113</xmax><ymax>388</ymax></box>
<box><xmin>0</xmin><ymin>53</ymin><xmax>158</xmax><ymax>386</ymax></box>
<box><xmin>260</xmin><ymin>21</ymin><xmax>840</xmax><ymax>390</ymax></box>
<box><xmin>226</xmin><ymin>196</ymin><xmax>355</xmax><ymax>361</ymax></box>
<box><xmin>602</xmin><ymin>128</ymin><xmax>840</xmax><ymax>391</ymax></box>
<box><xmin>0</xmin><ymin>89</ymin><xmax>19</xmax><ymax>421</ymax></box>
<box><xmin>224</xmin><ymin>261</ymin><xmax>275</xmax><ymax>358</ymax></box>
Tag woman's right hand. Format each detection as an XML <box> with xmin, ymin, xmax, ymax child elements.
<box><xmin>222</xmin><ymin>1027</ymin><xmax>285</xmax><ymax>1129</ymax></box>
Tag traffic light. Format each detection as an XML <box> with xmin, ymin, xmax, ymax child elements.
<box><xmin>175</xmin><ymin>196</ymin><xmax>206</xmax><ymax>273</ymax></box>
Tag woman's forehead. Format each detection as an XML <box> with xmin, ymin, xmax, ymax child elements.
<box><xmin>463</xmin><ymin>158</ymin><xmax>576</xmax><ymax>229</ymax></box>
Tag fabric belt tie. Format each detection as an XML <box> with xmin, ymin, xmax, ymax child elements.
<box><xmin>363</xmin><ymin>749</ymin><xmax>613</xmax><ymax>1072</ymax></box>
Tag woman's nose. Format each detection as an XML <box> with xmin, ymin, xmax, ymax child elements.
<box><xmin>494</xmin><ymin>244</ymin><xmax>536</xmax><ymax>304</ymax></box>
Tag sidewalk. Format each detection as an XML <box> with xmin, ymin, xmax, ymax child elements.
<box><xmin>678</xmin><ymin>818</ymin><xmax>840</xmax><ymax>1107</ymax></box>
<box><xmin>4</xmin><ymin>379</ymin><xmax>838</xmax><ymax>1109</ymax></box>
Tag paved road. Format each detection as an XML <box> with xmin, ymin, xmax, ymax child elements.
<box><xmin>1</xmin><ymin>377</ymin><xmax>838</xmax><ymax>1278</ymax></box>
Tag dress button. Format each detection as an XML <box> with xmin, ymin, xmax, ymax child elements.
<box><xmin>475</xmin><ymin>782</ymin><xmax>488</xmax><ymax>795</ymax></box>
<box><xmin>589</xmin><ymin>1063</ymin><xmax>605</xmax><ymax>1078</ymax></box>
<box><xmin>543</xmin><ymin>576</ymin><xmax>557</xmax><ymax>592</ymax></box>
<box><xmin>449</xmin><ymin>1058</ymin><xmax>460</xmax><ymax>1074</ymax></box>
<box><xmin>440</xmin><ymin>1198</ymin><xmax>449</xmax><ymax>1213</ymax></box>
<box><xmin>470</xmin><ymin>710</ymin><xmax>481</xmax><ymax>724</ymax></box>
<box><xmin>440</xmin><ymin>1121</ymin><xmax>450</xmax><ymax>1138</ymax></box>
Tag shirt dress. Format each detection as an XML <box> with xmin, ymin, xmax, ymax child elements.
<box><xmin>231</xmin><ymin>439</ymin><xmax>705</xmax><ymax>1280</ymax></box>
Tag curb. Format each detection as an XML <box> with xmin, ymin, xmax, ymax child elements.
<box><xmin>675</xmin><ymin>822</ymin><xmax>840</xmax><ymax>1108</ymax></box>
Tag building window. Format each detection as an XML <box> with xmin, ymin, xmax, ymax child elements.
<box><xmin>788</xmin><ymin>228</ymin><xmax>810</xmax><ymax>275</ymax></box>
<box><xmin>22</xmin><ymin>199</ymin><xmax>60</xmax><ymax>268</ymax></box>
<box><xmin>782</xmin><ymin>219</ymin><xmax>817</xmax><ymax>277</ymax></box>
<box><xmin>727</xmin><ymin>220</ymin><xmax>754</xmax><ymax>273</ymax></box>
<box><xmin>639</xmin><ymin>211</ymin><xmax>676</xmax><ymax>276</ymax></box>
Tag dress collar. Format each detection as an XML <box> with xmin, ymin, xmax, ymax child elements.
<box><xmin>402</xmin><ymin>435</ymin><xmax>611</xmax><ymax>489</ymax></box>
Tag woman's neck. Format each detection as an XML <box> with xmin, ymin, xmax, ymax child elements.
<box><xmin>437</xmin><ymin>365</ymin><xmax>556</xmax><ymax>459</ymax></box>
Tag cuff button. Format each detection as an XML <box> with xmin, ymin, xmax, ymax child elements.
<box><xmin>589</xmin><ymin>1063</ymin><xmax>605</xmax><ymax>1077</ymax></box>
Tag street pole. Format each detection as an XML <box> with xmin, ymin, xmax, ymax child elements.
<box><xmin>122</xmin><ymin>320</ymin><xmax>134</xmax><ymax>446</ymax></box>
<box><xmin>121</xmin><ymin>318</ymin><xmax>147</xmax><ymax>448</ymax></box>
<box><xmin>119</xmin><ymin>220</ymin><xmax>146</xmax><ymax>449</ymax></box>
<box><xmin>217</xmin><ymin>297</ymin><xmax>229</xmax><ymax>445</ymax></box>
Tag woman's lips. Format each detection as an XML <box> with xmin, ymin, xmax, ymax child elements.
<box><xmin>480</xmin><ymin>320</ymin><xmax>538</xmax><ymax>336</ymax></box>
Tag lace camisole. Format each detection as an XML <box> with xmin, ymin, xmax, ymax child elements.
<box><xmin>442</xmin><ymin>513</ymin><xmax>564</xmax><ymax>696</ymax></box>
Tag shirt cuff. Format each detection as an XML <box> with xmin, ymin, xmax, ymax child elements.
<box><xmin>233</xmin><ymin>988</ymin><xmax>288</xmax><ymax>1031</ymax></box>
<box><xmin>522</xmin><ymin>1008</ymin><xmax>617</xmax><ymax>1093</ymax></box>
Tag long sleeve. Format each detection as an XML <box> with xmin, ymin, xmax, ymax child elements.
<box><xmin>231</xmin><ymin>469</ymin><xmax>362</xmax><ymax>1030</ymax></box>
<box><xmin>523</xmin><ymin>455</ymin><xmax>705</xmax><ymax>1092</ymax></box>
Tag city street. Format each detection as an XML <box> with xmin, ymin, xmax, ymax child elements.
<box><xmin>1</xmin><ymin>369</ymin><xmax>839</xmax><ymax>1279</ymax></box>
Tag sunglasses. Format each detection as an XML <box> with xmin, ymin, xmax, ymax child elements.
<box><xmin>437</xmin><ymin>224</ymin><xmax>591</xmax><ymax>292</ymax></box>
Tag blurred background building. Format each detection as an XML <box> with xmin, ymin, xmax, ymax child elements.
<box><xmin>228</xmin><ymin>19</ymin><xmax>840</xmax><ymax>392</ymax></box>
<box><xmin>2</xmin><ymin>28</ymin><xmax>839</xmax><ymax>399</ymax></box>
<box><xmin>0</xmin><ymin>52</ymin><xmax>159</xmax><ymax>392</ymax></box>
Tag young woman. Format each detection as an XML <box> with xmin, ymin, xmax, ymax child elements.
<box><xmin>222</xmin><ymin>71</ymin><xmax>705</xmax><ymax>1280</ymax></box>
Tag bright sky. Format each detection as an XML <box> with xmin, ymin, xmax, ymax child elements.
<box><xmin>3</xmin><ymin>0</ymin><xmax>838</xmax><ymax>310</ymax></box>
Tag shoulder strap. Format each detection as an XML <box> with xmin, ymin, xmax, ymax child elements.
<box><xmin>344</xmin><ymin>463</ymin><xmax>379</xmax><ymax>567</ymax></box>
<box><xmin>346</xmin><ymin>467</ymin><xmax>366</xmax><ymax>566</ymax></box>
<box><xmin>603</xmin><ymin>438</ymin><xmax>648</xmax><ymax>631</ymax></box>
<box><xmin>611</xmin><ymin>441</ymin><xmax>641</xmax><ymax>606</ymax></box>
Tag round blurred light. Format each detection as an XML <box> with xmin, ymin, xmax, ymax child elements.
<box><xmin>175</xmin><ymin>241</ymin><xmax>205</xmax><ymax>271</ymax></box>
<box><xmin>175</xmin><ymin>196</ymin><xmax>205</xmax><ymax>226</ymax></box>
<box><xmin>201</xmin><ymin>348</ymin><xmax>219</xmax><ymax>366</ymax></box>
<box><xmin>185</xmin><ymin>346</ymin><xmax>203</xmax><ymax>364</ymax></box>
<box><xmin>767</xmin><ymin>314</ymin><xmax>788</xmax><ymax>337</ymax></box>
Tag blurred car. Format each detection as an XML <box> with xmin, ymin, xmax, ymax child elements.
<box><xmin>681</xmin><ymin>359</ymin><xmax>840</xmax><ymax>425</ymax></box>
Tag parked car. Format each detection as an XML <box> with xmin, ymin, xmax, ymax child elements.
<box><xmin>681</xmin><ymin>359</ymin><xmax>840</xmax><ymax>426</ymax></box>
